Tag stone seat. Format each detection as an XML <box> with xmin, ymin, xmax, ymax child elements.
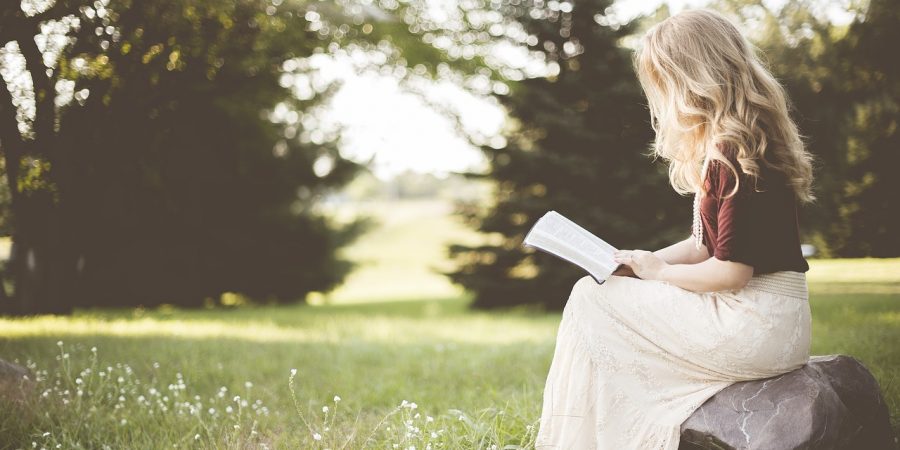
<box><xmin>679</xmin><ymin>354</ymin><xmax>895</xmax><ymax>450</ymax></box>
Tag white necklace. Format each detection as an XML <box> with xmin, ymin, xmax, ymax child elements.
<box><xmin>692</xmin><ymin>154</ymin><xmax>711</xmax><ymax>251</ymax></box>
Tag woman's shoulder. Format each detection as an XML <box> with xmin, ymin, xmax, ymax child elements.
<box><xmin>708</xmin><ymin>142</ymin><xmax>787</xmax><ymax>195</ymax></box>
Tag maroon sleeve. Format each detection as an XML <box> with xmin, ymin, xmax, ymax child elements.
<box><xmin>709</xmin><ymin>159</ymin><xmax>754</xmax><ymax>265</ymax></box>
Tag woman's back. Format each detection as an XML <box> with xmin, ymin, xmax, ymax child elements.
<box><xmin>698</xmin><ymin>144</ymin><xmax>809</xmax><ymax>274</ymax></box>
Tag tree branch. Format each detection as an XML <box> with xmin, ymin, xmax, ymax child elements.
<box><xmin>11</xmin><ymin>20</ymin><xmax>57</xmax><ymax>156</ymax></box>
<box><xmin>0</xmin><ymin>72</ymin><xmax>23</xmax><ymax>204</ymax></box>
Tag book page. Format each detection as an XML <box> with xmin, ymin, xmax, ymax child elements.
<box><xmin>522</xmin><ymin>211</ymin><xmax>619</xmax><ymax>283</ymax></box>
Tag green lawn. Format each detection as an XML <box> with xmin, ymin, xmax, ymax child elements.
<box><xmin>0</xmin><ymin>201</ymin><xmax>897</xmax><ymax>448</ymax></box>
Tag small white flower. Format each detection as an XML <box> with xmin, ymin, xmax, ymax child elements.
<box><xmin>333</xmin><ymin>395</ymin><xmax>341</xmax><ymax>402</ymax></box>
<box><xmin>322</xmin><ymin>405</ymin><xmax>329</xmax><ymax>413</ymax></box>
<box><xmin>312</xmin><ymin>432</ymin><xmax>322</xmax><ymax>441</ymax></box>
<box><xmin>194</xmin><ymin>434</ymin><xmax>200</xmax><ymax>441</ymax></box>
<box><xmin>91</xmin><ymin>346</ymin><xmax>97</xmax><ymax>353</ymax></box>
<box><xmin>226</xmin><ymin>406</ymin><xmax>234</xmax><ymax>413</ymax></box>
<box><xmin>426</xmin><ymin>415</ymin><xmax>434</xmax><ymax>422</ymax></box>
<box><xmin>56</xmin><ymin>341</ymin><xmax>63</xmax><ymax>347</ymax></box>
<box><xmin>290</xmin><ymin>368</ymin><xmax>298</xmax><ymax>376</ymax></box>
<box><xmin>245</xmin><ymin>381</ymin><xmax>253</xmax><ymax>388</ymax></box>
<box><xmin>120</xmin><ymin>419</ymin><xmax>127</xmax><ymax>425</ymax></box>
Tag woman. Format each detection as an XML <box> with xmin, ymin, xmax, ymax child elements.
<box><xmin>534</xmin><ymin>9</ymin><xmax>815</xmax><ymax>449</ymax></box>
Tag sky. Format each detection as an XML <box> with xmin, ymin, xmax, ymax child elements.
<box><xmin>314</xmin><ymin>0</ymin><xmax>859</xmax><ymax>180</ymax></box>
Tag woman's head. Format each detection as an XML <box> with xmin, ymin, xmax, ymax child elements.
<box><xmin>633</xmin><ymin>9</ymin><xmax>814</xmax><ymax>202</ymax></box>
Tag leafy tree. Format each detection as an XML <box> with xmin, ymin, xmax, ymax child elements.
<box><xmin>445</xmin><ymin>0</ymin><xmax>689</xmax><ymax>310</ymax></box>
<box><xmin>0</xmin><ymin>0</ymin><xmax>462</xmax><ymax>313</ymax></box>
<box><xmin>828</xmin><ymin>0</ymin><xmax>899</xmax><ymax>256</ymax></box>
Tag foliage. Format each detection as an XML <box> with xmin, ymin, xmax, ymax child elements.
<box><xmin>49</xmin><ymin>0</ymin><xmax>371</xmax><ymax>308</ymax></box>
<box><xmin>445</xmin><ymin>0</ymin><xmax>689</xmax><ymax>310</ymax></box>
<box><xmin>0</xmin><ymin>0</ymin><xmax>476</xmax><ymax>311</ymax></box>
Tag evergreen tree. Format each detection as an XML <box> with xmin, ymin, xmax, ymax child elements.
<box><xmin>446</xmin><ymin>1</ymin><xmax>689</xmax><ymax>310</ymax></box>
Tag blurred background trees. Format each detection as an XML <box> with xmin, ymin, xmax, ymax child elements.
<box><xmin>0</xmin><ymin>0</ymin><xmax>464</xmax><ymax>314</ymax></box>
<box><xmin>1</xmin><ymin>0</ymin><xmax>896</xmax><ymax>314</ymax></box>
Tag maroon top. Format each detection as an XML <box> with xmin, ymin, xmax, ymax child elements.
<box><xmin>695</xmin><ymin>144</ymin><xmax>809</xmax><ymax>274</ymax></box>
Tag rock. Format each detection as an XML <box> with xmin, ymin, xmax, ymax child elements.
<box><xmin>0</xmin><ymin>358</ymin><xmax>34</xmax><ymax>404</ymax></box>
<box><xmin>679</xmin><ymin>354</ymin><xmax>895</xmax><ymax>450</ymax></box>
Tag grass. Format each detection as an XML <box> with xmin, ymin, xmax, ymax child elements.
<box><xmin>0</xmin><ymin>201</ymin><xmax>897</xmax><ymax>448</ymax></box>
<box><xmin>0</xmin><ymin>296</ymin><xmax>555</xmax><ymax>448</ymax></box>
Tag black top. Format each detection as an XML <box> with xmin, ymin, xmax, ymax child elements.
<box><xmin>695</xmin><ymin>144</ymin><xmax>809</xmax><ymax>274</ymax></box>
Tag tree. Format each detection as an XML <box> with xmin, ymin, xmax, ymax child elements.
<box><xmin>1</xmin><ymin>0</ymin><xmax>508</xmax><ymax>313</ymax></box>
<box><xmin>445</xmin><ymin>1</ymin><xmax>689</xmax><ymax>310</ymax></box>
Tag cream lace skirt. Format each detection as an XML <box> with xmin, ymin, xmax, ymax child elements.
<box><xmin>535</xmin><ymin>271</ymin><xmax>811</xmax><ymax>449</ymax></box>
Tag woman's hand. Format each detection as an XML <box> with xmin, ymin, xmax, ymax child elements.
<box><xmin>613</xmin><ymin>249</ymin><xmax>669</xmax><ymax>281</ymax></box>
<box><xmin>610</xmin><ymin>264</ymin><xmax>639</xmax><ymax>278</ymax></box>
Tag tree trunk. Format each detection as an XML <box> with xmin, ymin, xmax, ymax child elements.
<box><xmin>0</xmin><ymin>8</ymin><xmax>77</xmax><ymax>316</ymax></box>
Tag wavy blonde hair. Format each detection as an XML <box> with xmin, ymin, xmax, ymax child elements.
<box><xmin>633</xmin><ymin>9</ymin><xmax>814</xmax><ymax>202</ymax></box>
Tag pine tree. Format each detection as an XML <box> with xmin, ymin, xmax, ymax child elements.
<box><xmin>446</xmin><ymin>1</ymin><xmax>689</xmax><ymax>310</ymax></box>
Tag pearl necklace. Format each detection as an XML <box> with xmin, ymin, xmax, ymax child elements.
<box><xmin>692</xmin><ymin>154</ymin><xmax>711</xmax><ymax>251</ymax></box>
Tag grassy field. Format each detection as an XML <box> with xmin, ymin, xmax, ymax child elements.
<box><xmin>0</xmin><ymin>200</ymin><xmax>898</xmax><ymax>448</ymax></box>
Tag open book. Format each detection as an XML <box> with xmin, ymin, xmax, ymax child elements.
<box><xmin>522</xmin><ymin>211</ymin><xmax>620</xmax><ymax>284</ymax></box>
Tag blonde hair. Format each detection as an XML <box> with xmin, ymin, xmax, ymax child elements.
<box><xmin>633</xmin><ymin>9</ymin><xmax>815</xmax><ymax>202</ymax></box>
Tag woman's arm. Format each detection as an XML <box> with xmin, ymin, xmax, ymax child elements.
<box><xmin>611</xmin><ymin>235</ymin><xmax>709</xmax><ymax>278</ymax></box>
<box><xmin>613</xmin><ymin>249</ymin><xmax>754</xmax><ymax>293</ymax></box>
<box><xmin>653</xmin><ymin>235</ymin><xmax>711</xmax><ymax>265</ymax></box>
